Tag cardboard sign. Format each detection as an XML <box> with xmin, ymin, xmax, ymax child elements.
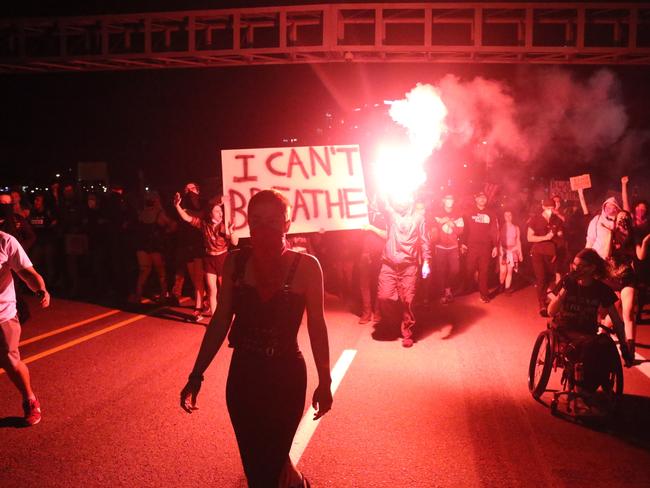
<box><xmin>221</xmin><ymin>145</ymin><xmax>369</xmax><ymax>236</ymax></box>
<box><xmin>549</xmin><ymin>179</ymin><xmax>576</xmax><ymax>202</ymax></box>
<box><xmin>570</xmin><ymin>174</ymin><xmax>592</xmax><ymax>191</ymax></box>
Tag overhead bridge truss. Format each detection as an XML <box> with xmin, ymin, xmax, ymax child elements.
<box><xmin>2</xmin><ymin>2</ymin><xmax>650</xmax><ymax>73</ymax></box>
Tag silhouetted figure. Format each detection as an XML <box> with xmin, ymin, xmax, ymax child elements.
<box><xmin>181</xmin><ymin>190</ymin><xmax>332</xmax><ymax>488</ymax></box>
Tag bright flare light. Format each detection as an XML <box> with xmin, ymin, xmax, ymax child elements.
<box><xmin>374</xmin><ymin>144</ymin><xmax>427</xmax><ymax>204</ymax></box>
<box><xmin>387</xmin><ymin>83</ymin><xmax>448</xmax><ymax>161</ymax></box>
<box><xmin>376</xmin><ymin>83</ymin><xmax>448</xmax><ymax>201</ymax></box>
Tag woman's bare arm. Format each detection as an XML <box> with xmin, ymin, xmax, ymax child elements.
<box><xmin>189</xmin><ymin>255</ymin><xmax>236</xmax><ymax>376</ymax></box>
<box><xmin>173</xmin><ymin>192</ymin><xmax>197</xmax><ymax>226</ymax></box>
<box><xmin>303</xmin><ymin>254</ymin><xmax>333</xmax><ymax>419</ymax></box>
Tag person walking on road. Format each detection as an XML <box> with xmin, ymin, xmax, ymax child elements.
<box><xmin>375</xmin><ymin>195</ymin><xmax>431</xmax><ymax>348</ymax></box>
<box><xmin>180</xmin><ymin>189</ymin><xmax>332</xmax><ymax>488</ymax></box>
<box><xmin>0</xmin><ymin>230</ymin><xmax>50</xmax><ymax>426</ymax></box>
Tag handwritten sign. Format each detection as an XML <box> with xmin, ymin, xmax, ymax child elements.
<box><xmin>221</xmin><ymin>145</ymin><xmax>369</xmax><ymax>236</ymax></box>
<box><xmin>549</xmin><ymin>179</ymin><xmax>576</xmax><ymax>202</ymax></box>
<box><xmin>570</xmin><ymin>174</ymin><xmax>592</xmax><ymax>191</ymax></box>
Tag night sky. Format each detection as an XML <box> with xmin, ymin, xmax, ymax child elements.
<box><xmin>2</xmin><ymin>1</ymin><xmax>650</xmax><ymax>196</ymax></box>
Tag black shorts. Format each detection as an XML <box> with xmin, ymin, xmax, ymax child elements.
<box><xmin>606</xmin><ymin>265</ymin><xmax>636</xmax><ymax>291</ymax></box>
<box><xmin>204</xmin><ymin>253</ymin><xmax>227</xmax><ymax>275</ymax></box>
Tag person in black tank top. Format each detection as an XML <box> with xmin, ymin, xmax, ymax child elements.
<box><xmin>181</xmin><ymin>190</ymin><xmax>333</xmax><ymax>488</ymax></box>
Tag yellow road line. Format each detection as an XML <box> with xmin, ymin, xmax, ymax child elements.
<box><xmin>19</xmin><ymin>309</ymin><xmax>121</xmax><ymax>346</ymax></box>
<box><xmin>0</xmin><ymin>296</ymin><xmax>194</xmax><ymax>376</ymax></box>
<box><xmin>3</xmin><ymin>315</ymin><xmax>146</xmax><ymax>375</ymax></box>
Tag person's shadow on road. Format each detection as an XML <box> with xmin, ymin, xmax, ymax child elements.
<box><xmin>603</xmin><ymin>394</ymin><xmax>650</xmax><ymax>450</ymax></box>
<box><xmin>0</xmin><ymin>416</ymin><xmax>27</xmax><ymax>429</ymax></box>
<box><xmin>414</xmin><ymin>303</ymin><xmax>487</xmax><ymax>341</ymax></box>
<box><xmin>370</xmin><ymin>303</ymin><xmax>487</xmax><ymax>342</ymax></box>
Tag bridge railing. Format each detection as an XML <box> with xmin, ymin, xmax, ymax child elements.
<box><xmin>1</xmin><ymin>2</ymin><xmax>650</xmax><ymax>72</ymax></box>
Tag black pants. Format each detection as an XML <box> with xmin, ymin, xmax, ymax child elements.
<box><xmin>359</xmin><ymin>253</ymin><xmax>381</xmax><ymax>317</ymax></box>
<box><xmin>561</xmin><ymin>331</ymin><xmax>618</xmax><ymax>393</ymax></box>
<box><xmin>531</xmin><ymin>252</ymin><xmax>556</xmax><ymax>308</ymax></box>
<box><xmin>434</xmin><ymin>246</ymin><xmax>460</xmax><ymax>296</ymax></box>
<box><xmin>226</xmin><ymin>350</ymin><xmax>307</xmax><ymax>488</ymax></box>
<box><xmin>465</xmin><ymin>244</ymin><xmax>491</xmax><ymax>297</ymax></box>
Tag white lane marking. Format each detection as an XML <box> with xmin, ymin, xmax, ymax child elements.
<box><xmin>634</xmin><ymin>351</ymin><xmax>650</xmax><ymax>379</ymax></box>
<box><xmin>290</xmin><ymin>349</ymin><xmax>357</xmax><ymax>464</ymax></box>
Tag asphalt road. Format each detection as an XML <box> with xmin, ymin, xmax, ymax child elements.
<box><xmin>2</xmin><ymin>286</ymin><xmax>650</xmax><ymax>488</ymax></box>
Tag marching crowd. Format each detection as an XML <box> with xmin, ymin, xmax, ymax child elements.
<box><xmin>1</xmin><ymin>172</ymin><xmax>649</xmax><ymax>487</ymax></box>
<box><xmin>1</xmin><ymin>175</ymin><xmax>649</xmax><ymax>349</ymax></box>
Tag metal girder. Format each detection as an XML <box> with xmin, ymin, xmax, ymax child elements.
<box><xmin>1</xmin><ymin>2</ymin><xmax>650</xmax><ymax>73</ymax></box>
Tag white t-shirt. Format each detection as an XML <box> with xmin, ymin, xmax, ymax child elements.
<box><xmin>0</xmin><ymin>231</ymin><xmax>33</xmax><ymax>322</ymax></box>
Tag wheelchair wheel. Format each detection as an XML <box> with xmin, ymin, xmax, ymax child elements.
<box><xmin>528</xmin><ymin>330</ymin><xmax>554</xmax><ymax>399</ymax></box>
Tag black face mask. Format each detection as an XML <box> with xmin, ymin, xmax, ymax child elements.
<box><xmin>0</xmin><ymin>203</ymin><xmax>13</xmax><ymax>219</ymax></box>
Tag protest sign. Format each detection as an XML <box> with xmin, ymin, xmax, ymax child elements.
<box><xmin>221</xmin><ymin>145</ymin><xmax>369</xmax><ymax>236</ymax></box>
<box><xmin>549</xmin><ymin>179</ymin><xmax>576</xmax><ymax>202</ymax></box>
<box><xmin>570</xmin><ymin>174</ymin><xmax>592</xmax><ymax>191</ymax></box>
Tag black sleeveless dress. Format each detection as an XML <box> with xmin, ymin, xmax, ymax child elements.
<box><xmin>226</xmin><ymin>250</ymin><xmax>307</xmax><ymax>487</ymax></box>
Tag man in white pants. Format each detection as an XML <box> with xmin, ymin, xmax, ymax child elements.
<box><xmin>0</xmin><ymin>230</ymin><xmax>50</xmax><ymax>426</ymax></box>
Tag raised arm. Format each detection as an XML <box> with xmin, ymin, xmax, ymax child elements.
<box><xmin>173</xmin><ymin>192</ymin><xmax>197</xmax><ymax>225</ymax></box>
<box><xmin>303</xmin><ymin>254</ymin><xmax>333</xmax><ymax>420</ymax></box>
<box><xmin>180</xmin><ymin>253</ymin><xmax>236</xmax><ymax>412</ymax></box>
<box><xmin>621</xmin><ymin>176</ymin><xmax>630</xmax><ymax>212</ymax></box>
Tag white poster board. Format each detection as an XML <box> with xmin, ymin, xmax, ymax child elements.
<box><xmin>570</xmin><ymin>173</ymin><xmax>592</xmax><ymax>191</ymax></box>
<box><xmin>221</xmin><ymin>145</ymin><xmax>369</xmax><ymax>236</ymax></box>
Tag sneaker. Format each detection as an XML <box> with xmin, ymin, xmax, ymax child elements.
<box><xmin>402</xmin><ymin>337</ymin><xmax>414</xmax><ymax>348</ymax></box>
<box><xmin>358</xmin><ymin>313</ymin><xmax>371</xmax><ymax>324</ymax></box>
<box><xmin>23</xmin><ymin>398</ymin><xmax>41</xmax><ymax>426</ymax></box>
<box><xmin>479</xmin><ymin>294</ymin><xmax>490</xmax><ymax>304</ymax></box>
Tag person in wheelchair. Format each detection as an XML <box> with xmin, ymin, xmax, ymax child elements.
<box><xmin>547</xmin><ymin>248</ymin><xmax>634</xmax><ymax>399</ymax></box>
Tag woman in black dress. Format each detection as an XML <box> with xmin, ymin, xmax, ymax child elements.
<box><xmin>180</xmin><ymin>189</ymin><xmax>333</xmax><ymax>487</ymax></box>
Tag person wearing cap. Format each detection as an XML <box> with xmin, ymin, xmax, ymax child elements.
<box><xmin>432</xmin><ymin>193</ymin><xmax>464</xmax><ymax>304</ymax></box>
<box><xmin>527</xmin><ymin>199</ymin><xmax>565</xmax><ymax>317</ymax></box>
<box><xmin>461</xmin><ymin>191</ymin><xmax>498</xmax><ymax>303</ymax></box>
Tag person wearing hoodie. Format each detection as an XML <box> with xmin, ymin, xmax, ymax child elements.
<box><xmin>585</xmin><ymin>196</ymin><xmax>621</xmax><ymax>259</ymax></box>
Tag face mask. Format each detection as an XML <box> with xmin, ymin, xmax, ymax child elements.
<box><xmin>250</xmin><ymin>224</ymin><xmax>286</xmax><ymax>254</ymax></box>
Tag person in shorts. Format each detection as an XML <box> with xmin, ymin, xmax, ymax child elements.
<box><xmin>174</xmin><ymin>194</ymin><xmax>238</xmax><ymax>319</ymax></box>
<box><xmin>0</xmin><ymin>230</ymin><xmax>51</xmax><ymax>426</ymax></box>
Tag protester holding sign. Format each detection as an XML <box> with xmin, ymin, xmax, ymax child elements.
<box><xmin>375</xmin><ymin>194</ymin><xmax>430</xmax><ymax>348</ymax></box>
<box><xmin>173</xmin><ymin>193</ymin><xmax>238</xmax><ymax>318</ymax></box>
<box><xmin>180</xmin><ymin>189</ymin><xmax>332</xmax><ymax>488</ymax></box>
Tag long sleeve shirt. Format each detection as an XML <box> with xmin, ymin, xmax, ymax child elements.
<box><xmin>462</xmin><ymin>206</ymin><xmax>498</xmax><ymax>249</ymax></box>
<box><xmin>382</xmin><ymin>206</ymin><xmax>431</xmax><ymax>266</ymax></box>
